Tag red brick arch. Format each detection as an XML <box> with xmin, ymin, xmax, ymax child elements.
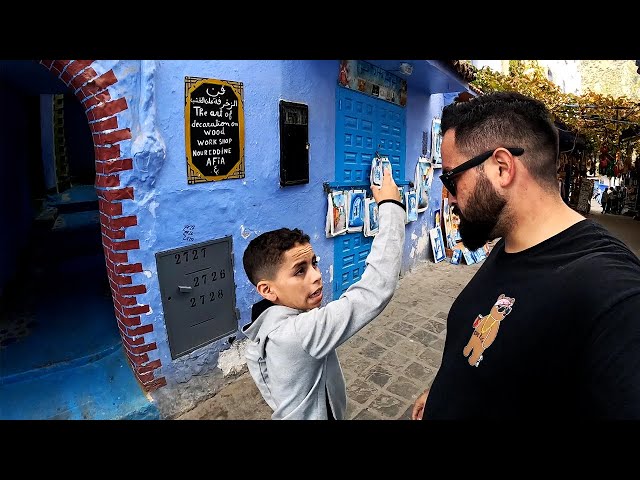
<box><xmin>39</xmin><ymin>60</ymin><xmax>165</xmax><ymax>392</ymax></box>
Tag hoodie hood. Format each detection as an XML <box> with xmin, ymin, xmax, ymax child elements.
<box><xmin>242</xmin><ymin>299</ymin><xmax>299</xmax><ymax>355</ymax></box>
<box><xmin>251</xmin><ymin>298</ymin><xmax>276</xmax><ymax>322</ymax></box>
<box><xmin>241</xmin><ymin>298</ymin><xmax>304</xmax><ymax>416</ymax></box>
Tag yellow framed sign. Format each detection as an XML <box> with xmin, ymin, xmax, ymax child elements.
<box><xmin>185</xmin><ymin>77</ymin><xmax>245</xmax><ymax>184</ymax></box>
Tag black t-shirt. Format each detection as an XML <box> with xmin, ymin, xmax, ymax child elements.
<box><xmin>424</xmin><ymin>219</ymin><xmax>640</xmax><ymax>419</ymax></box>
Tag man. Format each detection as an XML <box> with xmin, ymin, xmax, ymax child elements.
<box><xmin>601</xmin><ymin>187</ymin><xmax>609</xmax><ymax>214</ymax></box>
<box><xmin>412</xmin><ymin>91</ymin><xmax>640</xmax><ymax>420</ymax></box>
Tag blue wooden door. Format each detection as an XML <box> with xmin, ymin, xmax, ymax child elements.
<box><xmin>333</xmin><ymin>86</ymin><xmax>405</xmax><ymax>298</ymax></box>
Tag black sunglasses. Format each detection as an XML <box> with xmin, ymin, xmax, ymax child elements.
<box><xmin>440</xmin><ymin>147</ymin><xmax>524</xmax><ymax>196</ymax></box>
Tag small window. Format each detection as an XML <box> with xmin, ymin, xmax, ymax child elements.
<box><xmin>279</xmin><ymin>101</ymin><xmax>309</xmax><ymax>186</ymax></box>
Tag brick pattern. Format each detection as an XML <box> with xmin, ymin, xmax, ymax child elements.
<box><xmin>39</xmin><ymin>60</ymin><xmax>164</xmax><ymax>392</ymax></box>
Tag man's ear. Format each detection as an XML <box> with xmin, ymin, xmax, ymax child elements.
<box><xmin>256</xmin><ymin>280</ymin><xmax>277</xmax><ymax>302</ymax></box>
<box><xmin>493</xmin><ymin>148</ymin><xmax>516</xmax><ymax>188</ymax></box>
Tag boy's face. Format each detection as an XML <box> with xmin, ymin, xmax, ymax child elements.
<box><xmin>258</xmin><ymin>242</ymin><xmax>323</xmax><ymax>311</ymax></box>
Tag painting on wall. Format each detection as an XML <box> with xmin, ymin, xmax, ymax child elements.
<box><xmin>370</xmin><ymin>155</ymin><xmax>392</xmax><ymax>187</ymax></box>
<box><xmin>431</xmin><ymin>117</ymin><xmax>443</xmax><ymax>167</ymax></box>
<box><xmin>450</xmin><ymin>248</ymin><xmax>462</xmax><ymax>265</ymax></box>
<box><xmin>406</xmin><ymin>190</ymin><xmax>418</xmax><ymax>222</ymax></box>
<box><xmin>442</xmin><ymin>197</ymin><xmax>458</xmax><ymax>249</ymax></box>
<box><xmin>429</xmin><ymin>226</ymin><xmax>446</xmax><ymax>263</ymax></box>
<box><xmin>472</xmin><ymin>247</ymin><xmax>487</xmax><ymax>263</ymax></box>
<box><xmin>347</xmin><ymin>189</ymin><xmax>366</xmax><ymax>233</ymax></box>
<box><xmin>461</xmin><ymin>247</ymin><xmax>475</xmax><ymax>265</ymax></box>
<box><xmin>338</xmin><ymin>60</ymin><xmax>407</xmax><ymax>107</ymax></box>
<box><xmin>327</xmin><ymin>191</ymin><xmax>348</xmax><ymax>237</ymax></box>
<box><xmin>415</xmin><ymin>157</ymin><xmax>434</xmax><ymax>213</ymax></box>
<box><xmin>449</xmin><ymin>203</ymin><xmax>462</xmax><ymax>244</ymax></box>
<box><xmin>433</xmin><ymin>209</ymin><xmax>441</xmax><ymax>230</ymax></box>
<box><xmin>364</xmin><ymin>197</ymin><xmax>379</xmax><ymax>237</ymax></box>
<box><xmin>461</xmin><ymin>246</ymin><xmax>486</xmax><ymax>265</ymax></box>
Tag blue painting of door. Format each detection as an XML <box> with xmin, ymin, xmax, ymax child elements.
<box><xmin>333</xmin><ymin>86</ymin><xmax>406</xmax><ymax>298</ymax></box>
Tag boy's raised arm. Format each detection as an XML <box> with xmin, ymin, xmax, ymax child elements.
<box><xmin>294</xmin><ymin>170</ymin><xmax>406</xmax><ymax>358</ymax></box>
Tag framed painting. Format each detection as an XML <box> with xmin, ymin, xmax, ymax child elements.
<box><xmin>406</xmin><ymin>189</ymin><xmax>418</xmax><ymax>222</ymax></box>
<box><xmin>433</xmin><ymin>209</ymin><xmax>441</xmax><ymax>230</ymax></box>
<box><xmin>347</xmin><ymin>189</ymin><xmax>366</xmax><ymax>233</ymax></box>
<box><xmin>364</xmin><ymin>197</ymin><xmax>379</xmax><ymax>237</ymax></box>
<box><xmin>450</xmin><ymin>248</ymin><xmax>462</xmax><ymax>265</ymax></box>
<box><xmin>429</xmin><ymin>226</ymin><xmax>446</xmax><ymax>263</ymax></box>
<box><xmin>431</xmin><ymin>117</ymin><xmax>443</xmax><ymax>167</ymax></box>
<box><xmin>415</xmin><ymin>157</ymin><xmax>433</xmax><ymax>213</ymax></box>
<box><xmin>328</xmin><ymin>190</ymin><xmax>348</xmax><ymax>236</ymax></box>
<box><xmin>449</xmin><ymin>203</ymin><xmax>462</xmax><ymax>243</ymax></box>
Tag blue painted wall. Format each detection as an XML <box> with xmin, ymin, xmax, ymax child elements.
<box><xmin>0</xmin><ymin>81</ymin><xmax>33</xmax><ymax>293</ymax></box>
<box><xmin>153</xmin><ymin>59</ymin><xmax>337</xmax><ymax>325</ymax></box>
<box><xmin>40</xmin><ymin>95</ymin><xmax>56</xmax><ymax>191</ymax></box>
<box><xmin>101</xmin><ymin>60</ymin><xmax>340</xmax><ymax>383</ymax></box>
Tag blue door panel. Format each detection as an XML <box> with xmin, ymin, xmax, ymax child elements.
<box><xmin>333</xmin><ymin>86</ymin><xmax>405</xmax><ymax>298</ymax></box>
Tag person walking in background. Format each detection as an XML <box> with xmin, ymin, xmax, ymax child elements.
<box><xmin>601</xmin><ymin>187</ymin><xmax>609</xmax><ymax>214</ymax></box>
<box><xmin>610</xmin><ymin>187</ymin><xmax>619</xmax><ymax>215</ymax></box>
<box><xmin>412</xmin><ymin>91</ymin><xmax>640</xmax><ymax>420</ymax></box>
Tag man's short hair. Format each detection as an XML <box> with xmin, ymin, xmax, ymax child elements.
<box><xmin>441</xmin><ymin>91</ymin><xmax>559</xmax><ymax>189</ymax></box>
<box><xmin>243</xmin><ymin>228</ymin><xmax>311</xmax><ymax>286</ymax></box>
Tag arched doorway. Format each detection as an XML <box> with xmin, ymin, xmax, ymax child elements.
<box><xmin>0</xmin><ymin>60</ymin><xmax>160</xmax><ymax>419</ymax></box>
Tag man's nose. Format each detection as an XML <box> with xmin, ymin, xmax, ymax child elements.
<box><xmin>310</xmin><ymin>266</ymin><xmax>322</xmax><ymax>283</ymax></box>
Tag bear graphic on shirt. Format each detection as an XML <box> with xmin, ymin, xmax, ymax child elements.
<box><xmin>463</xmin><ymin>294</ymin><xmax>516</xmax><ymax>367</ymax></box>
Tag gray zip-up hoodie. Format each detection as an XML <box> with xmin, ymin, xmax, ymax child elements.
<box><xmin>242</xmin><ymin>200</ymin><xmax>405</xmax><ymax>420</ymax></box>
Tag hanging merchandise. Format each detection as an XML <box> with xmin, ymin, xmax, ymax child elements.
<box><xmin>405</xmin><ymin>190</ymin><xmax>418</xmax><ymax>223</ymax></box>
<box><xmin>607</xmin><ymin>161</ymin><xmax>615</xmax><ymax>178</ymax></box>
<box><xmin>370</xmin><ymin>152</ymin><xmax>391</xmax><ymax>188</ymax></box>
<box><xmin>346</xmin><ymin>189</ymin><xmax>366</xmax><ymax>233</ymax></box>
<box><xmin>600</xmin><ymin>156</ymin><xmax>608</xmax><ymax>170</ymax></box>
<box><xmin>430</xmin><ymin>118</ymin><xmax>443</xmax><ymax>167</ymax></box>
<box><xmin>414</xmin><ymin>156</ymin><xmax>434</xmax><ymax>213</ymax></box>
<box><xmin>363</xmin><ymin>198</ymin><xmax>379</xmax><ymax>237</ymax></box>
<box><xmin>326</xmin><ymin>190</ymin><xmax>348</xmax><ymax>237</ymax></box>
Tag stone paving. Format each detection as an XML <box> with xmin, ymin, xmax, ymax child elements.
<box><xmin>176</xmin><ymin>207</ymin><xmax>640</xmax><ymax>420</ymax></box>
<box><xmin>339</xmin><ymin>260</ymin><xmax>481</xmax><ymax>420</ymax></box>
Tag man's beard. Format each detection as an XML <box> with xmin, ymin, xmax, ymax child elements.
<box><xmin>453</xmin><ymin>172</ymin><xmax>507</xmax><ymax>251</ymax></box>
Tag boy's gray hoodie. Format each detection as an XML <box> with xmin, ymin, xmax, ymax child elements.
<box><xmin>242</xmin><ymin>200</ymin><xmax>405</xmax><ymax>419</ymax></box>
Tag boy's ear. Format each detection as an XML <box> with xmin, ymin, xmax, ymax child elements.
<box><xmin>256</xmin><ymin>280</ymin><xmax>277</xmax><ymax>302</ymax></box>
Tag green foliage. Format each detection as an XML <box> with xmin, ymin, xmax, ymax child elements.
<box><xmin>470</xmin><ymin>60</ymin><xmax>640</xmax><ymax>160</ymax></box>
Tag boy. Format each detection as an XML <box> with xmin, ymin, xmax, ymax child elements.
<box><xmin>241</xmin><ymin>170</ymin><xmax>405</xmax><ymax>419</ymax></box>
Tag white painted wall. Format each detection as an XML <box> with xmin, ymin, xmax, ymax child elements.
<box><xmin>537</xmin><ymin>60</ymin><xmax>581</xmax><ymax>94</ymax></box>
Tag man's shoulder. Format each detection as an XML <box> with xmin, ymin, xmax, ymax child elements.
<box><xmin>562</xmin><ymin>221</ymin><xmax>640</xmax><ymax>294</ymax></box>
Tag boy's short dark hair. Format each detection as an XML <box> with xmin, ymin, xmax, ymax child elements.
<box><xmin>243</xmin><ymin>228</ymin><xmax>311</xmax><ymax>286</ymax></box>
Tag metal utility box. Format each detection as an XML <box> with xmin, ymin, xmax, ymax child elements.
<box><xmin>279</xmin><ymin>100</ymin><xmax>309</xmax><ymax>186</ymax></box>
<box><xmin>156</xmin><ymin>236</ymin><xmax>238</xmax><ymax>359</ymax></box>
